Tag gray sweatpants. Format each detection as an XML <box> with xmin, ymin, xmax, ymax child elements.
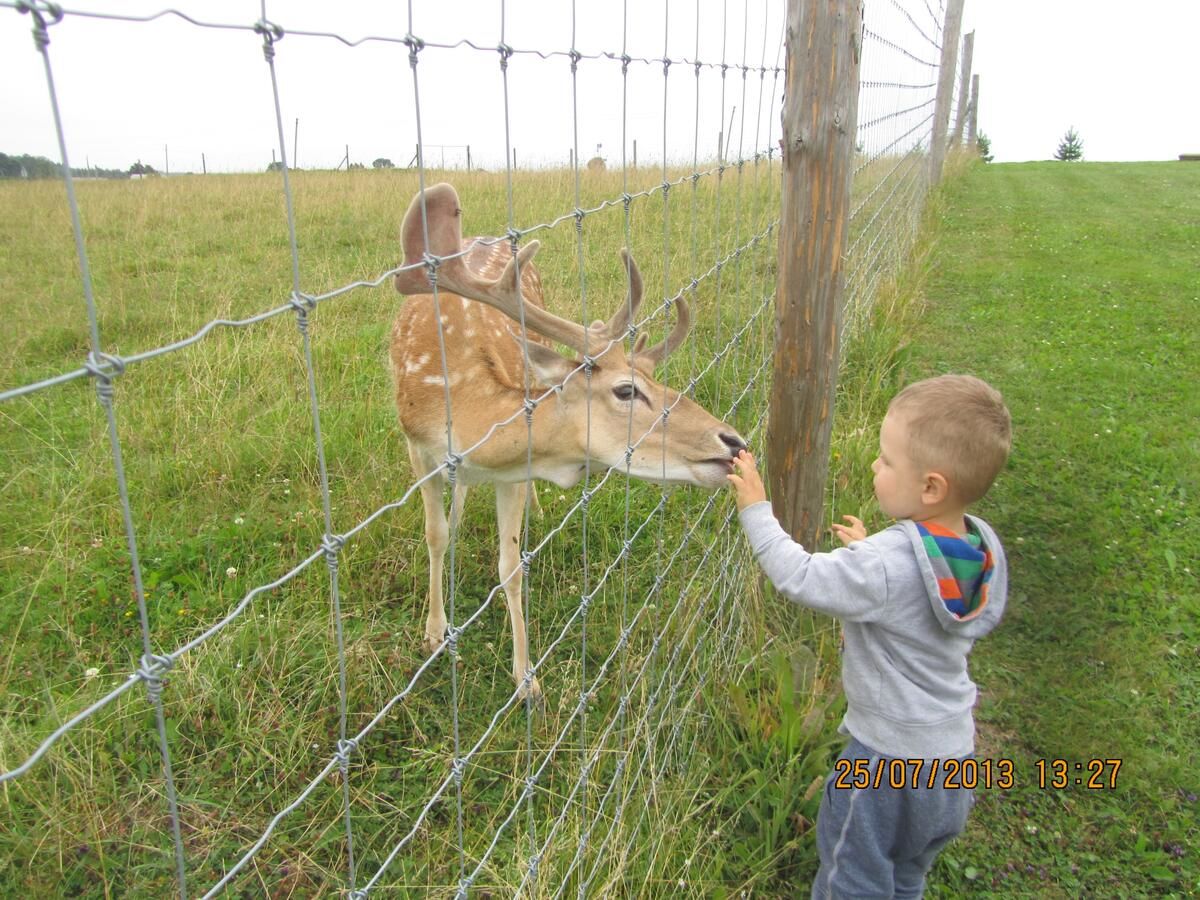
<box><xmin>811</xmin><ymin>737</ymin><xmax>974</xmax><ymax>899</ymax></box>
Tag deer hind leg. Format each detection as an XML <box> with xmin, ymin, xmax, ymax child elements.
<box><xmin>496</xmin><ymin>480</ymin><xmax>541</xmax><ymax>700</ymax></box>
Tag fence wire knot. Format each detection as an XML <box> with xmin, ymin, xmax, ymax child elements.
<box><xmin>497</xmin><ymin>42</ymin><xmax>514</xmax><ymax>70</ymax></box>
<box><xmin>348</xmin><ymin>892</ymin><xmax>368</xmax><ymax>900</ymax></box>
<box><xmin>455</xmin><ymin>877</ymin><xmax>473</xmax><ymax>900</ymax></box>
<box><xmin>526</xmin><ymin>852</ymin><xmax>542</xmax><ymax>879</ymax></box>
<box><xmin>254</xmin><ymin>19</ymin><xmax>284</xmax><ymax>61</ymax></box>
<box><xmin>445</xmin><ymin>625</ymin><xmax>462</xmax><ymax>655</ymax></box>
<box><xmin>520</xmin><ymin>550</ymin><xmax>533</xmax><ymax>576</ymax></box>
<box><xmin>620</xmin><ymin>53</ymin><xmax>632</xmax><ymax>74</ymax></box>
<box><xmin>334</xmin><ymin>738</ymin><xmax>358</xmax><ymax>772</ymax></box>
<box><xmin>568</xmin><ymin>48</ymin><xmax>582</xmax><ymax>73</ymax></box>
<box><xmin>579</xmin><ymin>591</ymin><xmax>592</xmax><ymax>613</ymax></box>
<box><xmin>289</xmin><ymin>292</ymin><xmax>316</xmax><ymax>332</ymax></box>
<box><xmin>138</xmin><ymin>654</ymin><xmax>173</xmax><ymax>705</ymax></box>
<box><xmin>450</xmin><ymin>756</ymin><xmax>465</xmax><ymax>787</ymax></box>
<box><xmin>403</xmin><ymin>32</ymin><xmax>424</xmax><ymax>66</ymax></box>
<box><xmin>322</xmin><ymin>533</ymin><xmax>345</xmax><ymax>570</ymax></box>
<box><xmin>573</xmin><ymin>207</ymin><xmax>586</xmax><ymax>231</ymax></box>
<box><xmin>84</xmin><ymin>351</ymin><xmax>125</xmax><ymax>404</ymax></box>
<box><xmin>17</xmin><ymin>0</ymin><xmax>62</xmax><ymax>49</ymax></box>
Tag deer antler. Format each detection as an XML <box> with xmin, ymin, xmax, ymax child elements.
<box><xmin>634</xmin><ymin>292</ymin><xmax>691</xmax><ymax>369</ymax></box>
<box><xmin>395</xmin><ymin>183</ymin><xmax>609</xmax><ymax>356</ymax></box>
<box><xmin>394</xmin><ymin>183</ymin><xmax>690</xmax><ymax>365</ymax></box>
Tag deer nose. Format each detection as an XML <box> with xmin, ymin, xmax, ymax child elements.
<box><xmin>720</xmin><ymin>432</ymin><xmax>748</xmax><ymax>457</ymax></box>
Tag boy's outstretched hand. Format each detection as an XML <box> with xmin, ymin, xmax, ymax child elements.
<box><xmin>727</xmin><ymin>449</ymin><xmax>767</xmax><ymax>511</ymax></box>
<box><xmin>831</xmin><ymin>514</ymin><xmax>867</xmax><ymax>546</ymax></box>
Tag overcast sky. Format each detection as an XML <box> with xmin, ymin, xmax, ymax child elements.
<box><xmin>2</xmin><ymin>0</ymin><xmax>1197</xmax><ymax>172</ymax></box>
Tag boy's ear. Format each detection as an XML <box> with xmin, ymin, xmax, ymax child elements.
<box><xmin>922</xmin><ymin>471</ymin><xmax>951</xmax><ymax>506</ymax></box>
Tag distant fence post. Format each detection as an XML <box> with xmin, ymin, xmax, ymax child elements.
<box><xmin>953</xmin><ymin>30</ymin><xmax>974</xmax><ymax>146</ymax></box>
<box><xmin>768</xmin><ymin>0</ymin><xmax>863</xmax><ymax>548</ymax></box>
<box><xmin>968</xmin><ymin>74</ymin><xmax>980</xmax><ymax>149</ymax></box>
<box><xmin>928</xmin><ymin>0</ymin><xmax>964</xmax><ymax>185</ymax></box>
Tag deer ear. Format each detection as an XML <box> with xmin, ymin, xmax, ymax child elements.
<box><xmin>523</xmin><ymin>341</ymin><xmax>576</xmax><ymax>389</ymax></box>
<box><xmin>395</xmin><ymin>183</ymin><xmax>463</xmax><ymax>294</ymax></box>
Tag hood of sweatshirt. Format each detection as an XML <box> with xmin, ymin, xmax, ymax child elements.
<box><xmin>910</xmin><ymin>516</ymin><xmax>1006</xmax><ymax>638</ymax></box>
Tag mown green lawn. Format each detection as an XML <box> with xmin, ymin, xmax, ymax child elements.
<box><xmin>905</xmin><ymin>161</ymin><xmax>1199</xmax><ymax>897</ymax></box>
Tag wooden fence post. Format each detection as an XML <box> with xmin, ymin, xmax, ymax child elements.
<box><xmin>968</xmin><ymin>74</ymin><xmax>980</xmax><ymax>149</ymax></box>
<box><xmin>952</xmin><ymin>31</ymin><xmax>974</xmax><ymax>146</ymax></box>
<box><xmin>929</xmin><ymin>0</ymin><xmax>964</xmax><ymax>185</ymax></box>
<box><xmin>768</xmin><ymin>0</ymin><xmax>863</xmax><ymax>548</ymax></box>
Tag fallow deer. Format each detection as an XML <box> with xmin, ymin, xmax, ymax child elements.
<box><xmin>391</xmin><ymin>183</ymin><xmax>746</xmax><ymax>699</ymax></box>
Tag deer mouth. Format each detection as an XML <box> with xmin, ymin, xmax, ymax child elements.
<box><xmin>704</xmin><ymin>457</ymin><xmax>736</xmax><ymax>473</ymax></box>
<box><xmin>693</xmin><ymin>457</ymin><xmax>736</xmax><ymax>485</ymax></box>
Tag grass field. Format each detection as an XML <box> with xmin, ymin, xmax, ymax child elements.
<box><xmin>3</xmin><ymin>156</ymin><xmax>1192</xmax><ymax>897</ymax></box>
<box><xmin>905</xmin><ymin>161</ymin><xmax>1200</xmax><ymax>897</ymax></box>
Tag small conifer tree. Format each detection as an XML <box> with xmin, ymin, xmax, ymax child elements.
<box><xmin>1054</xmin><ymin>128</ymin><xmax>1083</xmax><ymax>161</ymax></box>
<box><xmin>977</xmin><ymin>132</ymin><xmax>994</xmax><ymax>163</ymax></box>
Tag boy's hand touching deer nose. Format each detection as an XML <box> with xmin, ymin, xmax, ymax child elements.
<box><xmin>727</xmin><ymin>449</ymin><xmax>767</xmax><ymax>511</ymax></box>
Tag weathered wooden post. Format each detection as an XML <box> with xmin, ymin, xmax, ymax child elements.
<box><xmin>768</xmin><ymin>0</ymin><xmax>863</xmax><ymax>548</ymax></box>
<box><xmin>929</xmin><ymin>0</ymin><xmax>965</xmax><ymax>185</ymax></box>
<box><xmin>968</xmin><ymin>74</ymin><xmax>980</xmax><ymax>149</ymax></box>
<box><xmin>953</xmin><ymin>31</ymin><xmax>974</xmax><ymax>146</ymax></box>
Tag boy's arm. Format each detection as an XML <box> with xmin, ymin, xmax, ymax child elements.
<box><xmin>739</xmin><ymin>502</ymin><xmax>889</xmax><ymax>622</ymax></box>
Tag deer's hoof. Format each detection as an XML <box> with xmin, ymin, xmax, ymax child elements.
<box><xmin>422</xmin><ymin>631</ymin><xmax>445</xmax><ymax>657</ymax></box>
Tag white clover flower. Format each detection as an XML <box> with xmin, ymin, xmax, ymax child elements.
<box><xmin>85</xmin><ymin>667</ymin><xmax>100</xmax><ymax>679</ymax></box>
<box><xmin>226</xmin><ymin>566</ymin><xmax>238</xmax><ymax>578</ymax></box>
<box><xmin>234</xmin><ymin>516</ymin><xmax>245</xmax><ymax>525</ymax></box>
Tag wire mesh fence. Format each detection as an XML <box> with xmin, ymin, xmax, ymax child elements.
<box><xmin>1</xmin><ymin>0</ymin><xmax>974</xmax><ymax>895</ymax></box>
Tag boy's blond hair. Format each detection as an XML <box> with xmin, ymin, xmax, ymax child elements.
<box><xmin>888</xmin><ymin>374</ymin><xmax>1012</xmax><ymax>505</ymax></box>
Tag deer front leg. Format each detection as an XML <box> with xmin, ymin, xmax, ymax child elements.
<box><xmin>411</xmin><ymin>447</ymin><xmax>469</xmax><ymax>655</ymax></box>
<box><xmin>415</xmin><ymin>468</ymin><xmax>449</xmax><ymax>654</ymax></box>
<box><xmin>496</xmin><ymin>481</ymin><xmax>541</xmax><ymax>701</ymax></box>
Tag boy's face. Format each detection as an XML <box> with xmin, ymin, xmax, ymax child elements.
<box><xmin>871</xmin><ymin>410</ymin><xmax>929</xmax><ymax>520</ymax></box>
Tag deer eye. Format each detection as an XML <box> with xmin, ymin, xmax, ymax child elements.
<box><xmin>612</xmin><ymin>381</ymin><xmax>641</xmax><ymax>403</ymax></box>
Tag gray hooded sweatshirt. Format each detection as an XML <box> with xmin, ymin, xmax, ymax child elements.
<box><xmin>738</xmin><ymin>502</ymin><xmax>1008</xmax><ymax>759</ymax></box>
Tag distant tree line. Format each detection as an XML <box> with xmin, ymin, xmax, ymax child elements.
<box><xmin>1</xmin><ymin>152</ymin><xmax>153</xmax><ymax>180</ymax></box>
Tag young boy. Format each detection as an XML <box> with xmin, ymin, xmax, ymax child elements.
<box><xmin>727</xmin><ymin>374</ymin><xmax>1012</xmax><ymax>899</ymax></box>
